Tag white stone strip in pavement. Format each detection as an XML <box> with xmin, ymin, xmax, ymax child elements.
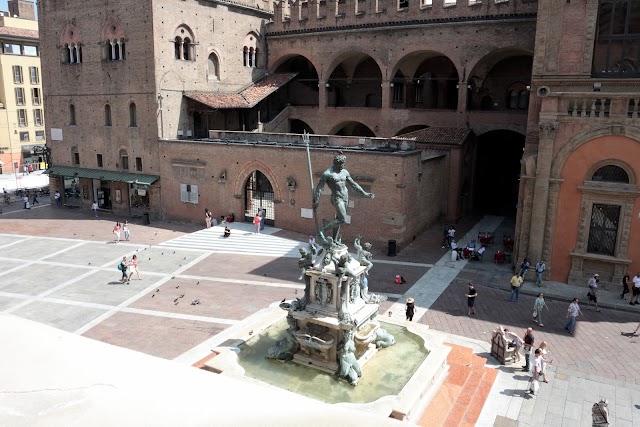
<box><xmin>3</xmin><ymin>244</ymin><xmax>138</xmax><ymax>314</ymax></box>
<box><xmin>0</xmin><ymin>241</ymin><xmax>88</xmax><ymax>279</ymax></box>
<box><xmin>385</xmin><ymin>215</ymin><xmax>504</xmax><ymax>323</ymax></box>
<box><xmin>0</xmin><ymin>203</ymin><xmax>51</xmax><ymax>215</ymax></box>
<box><xmin>0</xmin><ymin>291</ymin><xmax>29</xmax><ymax>300</ymax></box>
<box><xmin>0</xmin><ymin>256</ymin><xmax>167</xmax><ymax>276</ymax></box>
<box><xmin>379</xmin><ymin>292</ymin><xmax>404</xmax><ymax>299</ymax></box>
<box><xmin>0</xmin><ymin>236</ymin><xmax>34</xmax><ymax>251</ymax></box>
<box><xmin>0</xmin><ymin>232</ymin><xmax>82</xmax><ymax>243</ymax></box>
<box><xmin>73</xmin><ymin>251</ymin><xmax>213</xmax><ymax>335</ymax></box>
<box><xmin>172</xmin><ymin>301</ymin><xmax>285</xmax><ymax>365</ymax></box>
<box><xmin>373</xmin><ymin>259</ymin><xmax>434</xmax><ymax>268</ymax></box>
<box><xmin>177</xmin><ymin>274</ymin><xmax>306</xmax><ymax>290</ymax></box>
<box><xmin>121</xmin><ymin>307</ymin><xmax>238</xmax><ymax>325</ymax></box>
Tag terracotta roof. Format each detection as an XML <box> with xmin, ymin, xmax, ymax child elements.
<box><xmin>395</xmin><ymin>127</ymin><xmax>470</xmax><ymax>146</ymax></box>
<box><xmin>185</xmin><ymin>73</ymin><xmax>297</xmax><ymax>109</ymax></box>
<box><xmin>0</xmin><ymin>26</ymin><xmax>39</xmax><ymax>40</ymax></box>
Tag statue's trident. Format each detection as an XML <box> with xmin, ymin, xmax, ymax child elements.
<box><xmin>303</xmin><ymin>131</ymin><xmax>321</xmax><ymax>237</ymax></box>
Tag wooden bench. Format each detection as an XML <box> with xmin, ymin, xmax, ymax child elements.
<box><xmin>490</xmin><ymin>327</ymin><xmax>516</xmax><ymax>365</ymax></box>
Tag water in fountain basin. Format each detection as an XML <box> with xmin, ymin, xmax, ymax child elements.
<box><xmin>237</xmin><ymin>318</ymin><xmax>429</xmax><ymax>404</ymax></box>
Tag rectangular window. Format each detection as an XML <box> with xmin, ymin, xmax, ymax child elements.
<box><xmin>135</xmin><ymin>157</ymin><xmax>142</xmax><ymax>172</ymax></box>
<box><xmin>421</xmin><ymin>0</ymin><xmax>432</xmax><ymax>6</ymax></box>
<box><xmin>19</xmin><ymin>131</ymin><xmax>29</xmax><ymax>142</ymax></box>
<box><xmin>393</xmin><ymin>83</ymin><xmax>404</xmax><ymax>102</ymax></box>
<box><xmin>97</xmin><ymin>154</ymin><xmax>103</xmax><ymax>168</ymax></box>
<box><xmin>15</xmin><ymin>88</ymin><xmax>25</xmax><ymax>105</ymax></box>
<box><xmin>4</xmin><ymin>43</ymin><xmax>21</xmax><ymax>55</ymax></box>
<box><xmin>444</xmin><ymin>0</ymin><xmax>456</xmax><ymax>4</ymax></box>
<box><xmin>587</xmin><ymin>203</ymin><xmax>621</xmax><ymax>256</ymax></box>
<box><xmin>121</xmin><ymin>155</ymin><xmax>129</xmax><ymax>170</ymax></box>
<box><xmin>17</xmin><ymin>109</ymin><xmax>27</xmax><ymax>126</ymax></box>
<box><xmin>23</xmin><ymin>46</ymin><xmax>38</xmax><ymax>56</ymax></box>
<box><xmin>35</xmin><ymin>130</ymin><xmax>45</xmax><ymax>141</ymax></box>
<box><xmin>13</xmin><ymin>66</ymin><xmax>22</xmax><ymax>84</ymax></box>
<box><xmin>593</xmin><ymin>0</ymin><xmax>640</xmax><ymax>77</ymax></box>
<box><xmin>398</xmin><ymin>0</ymin><xmax>408</xmax><ymax>8</ymax></box>
<box><xmin>31</xmin><ymin>88</ymin><xmax>41</xmax><ymax>105</ymax></box>
<box><xmin>29</xmin><ymin>67</ymin><xmax>39</xmax><ymax>84</ymax></box>
<box><xmin>34</xmin><ymin>109</ymin><xmax>43</xmax><ymax>126</ymax></box>
<box><xmin>180</xmin><ymin>184</ymin><xmax>199</xmax><ymax>204</ymax></box>
<box><xmin>73</xmin><ymin>152</ymin><xmax>80</xmax><ymax>165</ymax></box>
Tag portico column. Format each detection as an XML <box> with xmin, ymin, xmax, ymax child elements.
<box><xmin>381</xmin><ymin>80</ymin><xmax>391</xmax><ymax>109</ymax></box>
<box><xmin>527</xmin><ymin>121</ymin><xmax>558</xmax><ymax>264</ymax></box>
<box><xmin>457</xmin><ymin>82</ymin><xmax>469</xmax><ymax>112</ymax></box>
<box><xmin>318</xmin><ymin>80</ymin><xmax>327</xmax><ymax>112</ymax></box>
<box><xmin>111</xmin><ymin>41</ymin><xmax>116</xmax><ymax>61</ymax></box>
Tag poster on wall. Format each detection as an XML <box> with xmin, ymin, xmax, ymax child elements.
<box><xmin>115</xmin><ymin>189</ymin><xmax>122</xmax><ymax>204</ymax></box>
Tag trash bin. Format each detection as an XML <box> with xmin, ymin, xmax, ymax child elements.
<box><xmin>143</xmin><ymin>212</ymin><xmax>150</xmax><ymax>225</ymax></box>
<box><xmin>388</xmin><ymin>239</ymin><xmax>397</xmax><ymax>257</ymax></box>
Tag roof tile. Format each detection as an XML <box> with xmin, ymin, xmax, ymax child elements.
<box><xmin>395</xmin><ymin>127</ymin><xmax>470</xmax><ymax>146</ymax></box>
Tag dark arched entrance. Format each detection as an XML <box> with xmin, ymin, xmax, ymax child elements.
<box><xmin>473</xmin><ymin>130</ymin><xmax>524</xmax><ymax>216</ymax></box>
<box><xmin>290</xmin><ymin>119</ymin><xmax>314</xmax><ymax>134</ymax></box>
<box><xmin>244</xmin><ymin>170</ymin><xmax>275</xmax><ymax>225</ymax></box>
<box><xmin>332</xmin><ymin>121</ymin><xmax>375</xmax><ymax>137</ymax></box>
<box><xmin>275</xmin><ymin>55</ymin><xmax>319</xmax><ymax>106</ymax></box>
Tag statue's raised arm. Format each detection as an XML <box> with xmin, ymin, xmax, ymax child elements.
<box><xmin>346</xmin><ymin>172</ymin><xmax>375</xmax><ymax>200</ymax></box>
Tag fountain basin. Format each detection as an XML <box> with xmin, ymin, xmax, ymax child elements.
<box><xmin>354</xmin><ymin>321</ymin><xmax>380</xmax><ymax>359</ymax></box>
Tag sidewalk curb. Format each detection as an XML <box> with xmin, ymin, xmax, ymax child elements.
<box><xmin>466</xmin><ymin>279</ymin><xmax>640</xmax><ymax>315</ymax></box>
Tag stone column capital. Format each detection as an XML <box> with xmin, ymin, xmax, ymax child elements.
<box><xmin>539</xmin><ymin>122</ymin><xmax>559</xmax><ymax>139</ymax></box>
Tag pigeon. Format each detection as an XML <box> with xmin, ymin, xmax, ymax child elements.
<box><xmin>281</xmin><ymin>298</ymin><xmax>286</xmax><ymax>303</ymax></box>
<box><xmin>152</xmin><ymin>294</ymin><xmax>155</xmax><ymax>298</ymax></box>
<box><xmin>196</xmin><ymin>281</ymin><xmax>200</xmax><ymax>285</ymax></box>
<box><xmin>161</xmin><ymin>253</ymin><xmax>164</xmax><ymax>255</ymax></box>
<box><xmin>175</xmin><ymin>285</ymin><xmax>179</xmax><ymax>289</ymax></box>
<box><xmin>88</xmin><ymin>262</ymin><xmax>91</xmax><ymax>265</ymax></box>
<box><xmin>173</xmin><ymin>251</ymin><xmax>175</xmax><ymax>254</ymax></box>
<box><xmin>174</xmin><ymin>298</ymin><xmax>179</xmax><ymax>303</ymax></box>
<box><xmin>155</xmin><ymin>289</ymin><xmax>159</xmax><ymax>293</ymax></box>
<box><xmin>184</xmin><ymin>257</ymin><xmax>186</xmax><ymax>260</ymax></box>
<box><xmin>148</xmin><ymin>258</ymin><xmax>151</xmax><ymax>261</ymax></box>
<box><xmin>179</xmin><ymin>293</ymin><xmax>185</xmax><ymax>299</ymax></box>
<box><xmin>174</xmin><ymin>301</ymin><xmax>179</xmax><ymax>306</ymax></box>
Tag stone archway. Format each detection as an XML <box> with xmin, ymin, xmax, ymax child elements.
<box><xmin>244</xmin><ymin>170</ymin><xmax>275</xmax><ymax>226</ymax></box>
<box><xmin>474</xmin><ymin>129</ymin><xmax>525</xmax><ymax>215</ymax></box>
<box><xmin>274</xmin><ymin>55</ymin><xmax>319</xmax><ymax>106</ymax></box>
<box><xmin>326</xmin><ymin>53</ymin><xmax>382</xmax><ymax>108</ymax></box>
<box><xmin>330</xmin><ymin>121</ymin><xmax>376</xmax><ymax>137</ymax></box>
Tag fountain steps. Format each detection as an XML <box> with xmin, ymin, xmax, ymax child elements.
<box><xmin>417</xmin><ymin>343</ymin><xmax>498</xmax><ymax>427</ymax></box>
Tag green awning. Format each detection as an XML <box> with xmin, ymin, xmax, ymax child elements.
<box><xmin>46</xmin><ymin>166</ymin><xmax>159</xmax><ymax>186</ymax></box>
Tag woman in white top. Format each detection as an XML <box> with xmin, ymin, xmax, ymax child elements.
<box><xmin>538</xmin><ymin>341</ymin><xmax>552</xmax><ymax>383</ymax></box>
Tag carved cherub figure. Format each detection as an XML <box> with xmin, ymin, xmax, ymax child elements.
<box><xmin>297</xmin><ymin>247</ymin><xmax>313</xmax><ymax>280</ymax></box>
<box><xmin>354</xmin><ymin>235</ymin><xmax>373</xmax><ymax>275</ymax></box>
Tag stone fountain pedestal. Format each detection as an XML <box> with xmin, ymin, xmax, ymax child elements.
<box><xmin>288</xmin><ymin>244</ymin><xmax>387</xmax><ymax>376</ymax></box>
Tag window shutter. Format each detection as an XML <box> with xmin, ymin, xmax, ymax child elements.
<box><xmin>180</xmin><ymin>184</ymin><xmax>188</xmax><ymax>203</ymax></box>
<box><xmin>190</xmin><ymin>185</ymin><xmax>198</xmax><ymax>204</ymax></box>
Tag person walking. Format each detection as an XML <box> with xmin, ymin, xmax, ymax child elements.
<box><xmin>466</xmin><ymin>283</ymin><xmax>477</xmax><ymax>315</ymax></box>
<box><xmin>565</xmin><ymin>297</ymin><xmax>583</xmax><ymax>335</ymax></box>
<box><xmin>92</xmin><ymin>200</ymin><xmax>99</xmax><ymax>217</ymax></box>
<box><xmin>23</xmin><ymin>195</ymin><xmax>29</xmax><ymax>209</ymax></box>
<box><xmin>538</xmin><ymin>341</ymin><xmax>552</xmax><ymax>383</ymax></box>
<box><xmin>621</xmin><ymin>272</ymin><xmax>630</xmax><ymax>300</ymax></box>
<box><xmin>631</xmin><ymin>272</ymin><xmax>640</xmax><ymax>305</ymax></box>
<box><xmin>118</xmin><ymin>256</ymin><xmax>129</xmax><ymax>283</ymax></box>
<box><xmin>128</xmin><ymin>254</ymin><xmax>142</xmax><ymax>281</ymax></box>
<box><xmin>447</xmin><ymin>226</ymin><xmax>456</xmax><ymax>248</ymax></box>
<box><xmin>405</xmin><ymin>297</ymin><xmax>415</xmax><ymax>321</ymax></box>
<box><xmin>22</xmin><ymin>164</ymin><xmax>27</xmax><ymax>176</ymax></box>
<box><xmin>519</xmin><ymin>258</ymin><xmax>530</xmax><ymax>279</ymax></box>
<box><xmin>587</xmin><ymin>276</ymin><xmax>602</xmax><ymax>312</ymax></box>
<box><xmin>113</xmin><ymin>222</ymin><xmax>121</xmax><ymax>243</ymax></box>
<box><xmin>123</xmin><ymin>220</ymin><xmax>131</xmax><ymax>241</ymax></box>
<box><xmin>204</xmin><ymin>208</ymin><xmax>212</xmax><ymax>229</ymax></box>
<box><xmin>528</xmin><ymin>349</ymin><xmax>543</xmax><ymax>395</ymax></box>
<box><xmin>54</xmin><ymin>191</ymin><xmax>61</xmax><ymax>208</ymax></box>
<box><xmin>522</xmin><ymin>327</ymin><xmax>535</xmax><ymax>372</ymax></box>
<box><xmin>253</xmin><ymin>213</ymin><xmax>261</xmax><ymax>234</ymax></box>
<box><xmin>31</xmin><ymin>192</ymin><xmax>39</xmax><ymax>206</ymax></box>
<box><xmin>510</xmin><ymin>272</ymin><xmax>523</xmax><ymax>303</ymax></box>
<box><xmin>533</xmin><ymin>292</ymin><xmax>549</xmax><ymax>327</ymax></box>
<box><xmin>535</xmin><ymin>260</ymin><xmax>546</xmax><ymax>287</ymax></box>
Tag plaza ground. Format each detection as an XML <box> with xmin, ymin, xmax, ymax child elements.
<box><xmin>1</xmin><ymin>205</ymin><xmax>639</xmax><ymax>426</ymax></box>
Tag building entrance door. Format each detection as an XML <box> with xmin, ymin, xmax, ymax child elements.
<box><xmin>244</xmin><ymin>170</ymin><xmax>275</xmax><ymax>226</ymax></box>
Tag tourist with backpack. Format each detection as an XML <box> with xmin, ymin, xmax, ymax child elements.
<box><xmin>117</xmin><ymin>256</ymin><xmax>129</xmax><ymax>283</ymax></box>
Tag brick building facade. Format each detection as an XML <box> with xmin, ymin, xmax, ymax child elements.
<box><xmin>38</xmin><ymin>0</ymin><xmax>640</xmax><ymax>282</ymax></box>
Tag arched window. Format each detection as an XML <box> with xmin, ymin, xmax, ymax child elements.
<box><xmin>61</xmin><ymin>25</ymin><xmax>82</xmax><ymax>65</ymax></box>
<box><xmin>107</xmin><ymin>38</ymin><xmax>125</xmax><ymax>61</ymax></box>
<box><xmin>174</xmin><ymin>37</ymin><xmax>182</xmax><ymax>60</ymax></box>
<box><xmin>104</xmin><ymin>104</ymin><xmax>112</xmax><ymax>127</ymax></box>
<box><xmin>129</xmin><ymin>102</ymin><xmax>137</xmax><ymax>127</ymax></box>
<box><xmin>591</xmin><ymin>165</ymin><xmax>630</xmax><ymax>183</ymax></box>
<box><xmin>69</xmin><ymin>104</ymin><xmax>76</xmax><ymax>126</ymax></box>
<box><xmin>183</xmin><ymin>37</ymin><xmax>191</xmax><ymax>61</ymax></box>
<box><xmin>509</xmin><ymin>90</ymin><xmax>518</xmax><ymax>109</ymax></box>
<box><xmin>243</xmin><ymin>33</ymin><xmax>259</xmax><ymax>68</ymax></box>
<box><xmin>517</xmin><ymin>90</ymin><xmax>529</xmax><ymax>109</ymax></box>
<box><xmin>208</xmin><ymin>53</ymin><xmax>219</xmax><ymax>80</ymax></box>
